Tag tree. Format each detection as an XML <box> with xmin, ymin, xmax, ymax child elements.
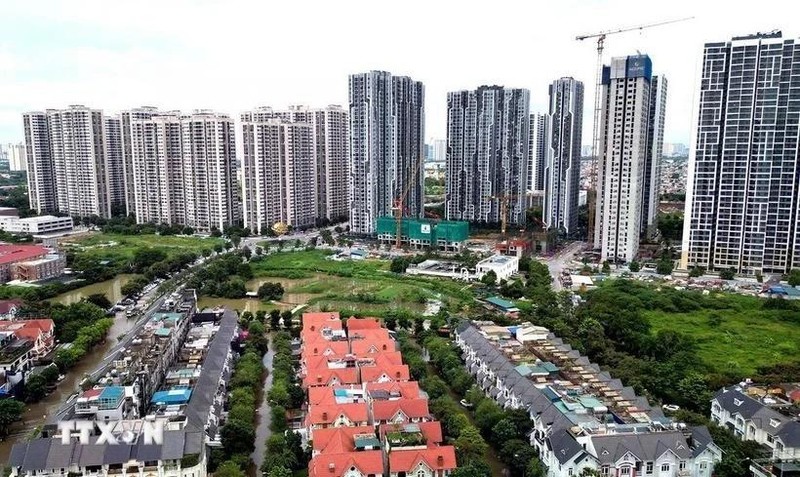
<box><xmin>258</xmin><ymin>282</ymin><xmax>285</xmax><ymax>301</ymax></box>
<box><xmin>255</xmin><ymin>246</ymin><xmax>263</xmax><ymax>256</ymax></box>
<box><xmin>384</xmin><ymin>315</ymin><xmax>397</xmax><ymax>331</ymax></box>
<box><xmin>0</xmin><ymin>399</ymin><xmax>25</xmax><ymax>436</ymax></box>
<box><xmin>601</xmin><ymin>260</ymin><xmax>611</xmax><ymax>274</ymax></box>
<box><xmin>282</xmin><ymin>310</ymin><xmax>293</xmax><ymax>330</ymax></box>
<box><xmin>451</xmin><ymin>464</ymin><xmax>491</xmax><ymax>477</ymax></box>
<box><xmin>220</xmin><ymin>419</ymin><xmax>255</xmax><ymax>455</ymax></box>
<box><xmin>24</xmin><ymin>374</ymin><xmax>48</xmax><ymax>402</ymax></box>
<box><xmin>629</xmin><ymin>260</ymin><xmax>641</xmax><ymax>272</ymax></box>
<box><xmin>788</xmin><ymin>268</ymin><xmax>800</xmax><ymax>287</ymax></box>
<box><xmin>214</xmin><ymin>461</ymin><xmax>247</xmax><ymax>477</ymax></box>
<box><xmin>84</xmin><ymin>293</ymin><xmax>112</xmax><ymax>310</ymax></box>
<box><xmin>656</xmin><ymin>256</ymin><xmax>674</xmax><ymax>275</ymax></box>
<box><xmin>230</xmin><ymin>235</ymin><xmax>242</xmax><ymax>249</ymax></box>
<box><xmin>500</xmin><ymin>439</ymin><xmax>537</xmax><ymax>476</ymax></box>
<box><xmin>480</xmin><ymin>270</ymin><xmax>497</xmax><ymax>286</ymax></box>
<box><xmin>201</xmin><ymin>248</ymin><xmax>212</xmax><ymax>258</ymax></box>
<box><xmin>267</xmin><ymin>467</ymin><xmax>293</xmax><ymax>477</ymax></box>
<box><xmin>526</xmin><ymin>458</ymin><xmax>547</xmax><ymax>477</ymax></box>
<box><xmin>390</xmin><ymin>257</ymin><xmax>409</xmax><ymax>274</ymax></box>
<box><xmin>689</xmin><ymin>266</ymin><xmax>705</xmax><ymax>278</ymax></box>
<box><xmin>454</xmin><ymin>425</ymin><xmax>488</xmax><ymax>465</ymax></box>
<box><xmin>491</xmin><ymin>418</ymin><xmax>518</xmax><ymax>443</ymax></box>
<box><xmin>719</xmin><ymin>267</ymin><xmax>735</xmax><ymax>280</ymax></box>
<box><xmin>269</xmin><ymin>309</ymin><xmax>281</xmax><ymax>331</ymax></box>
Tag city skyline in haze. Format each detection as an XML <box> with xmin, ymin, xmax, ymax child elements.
<box><xmin>0</xmin><ymin>0</ymin><xmax>790</xmax><ymax>145</ymax></box>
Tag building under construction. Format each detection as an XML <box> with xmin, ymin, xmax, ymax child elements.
<box><xmin>375</xmin><ymin>216</ymin><xmax>468</xmax><ymax>251</ymax></box>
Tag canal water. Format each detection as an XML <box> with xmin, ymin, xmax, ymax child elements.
<box><xmin>0</xmin><ymin>277</ymin><xmax>139</xmax><ymax>464</ymax></box>
<box><xmin>55</xmin><ymin>274</ymin><xmax>135</xmax><ymax>305</ymax></box>
<box><xmin>249</xmin><ymin>337</ymin><xmax>274</xmax><ymax>476</ymax></box>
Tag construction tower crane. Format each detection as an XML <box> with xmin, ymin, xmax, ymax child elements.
<box><xmin>484</xmin><ymin>192</ymin><xmax>535</xmax><ymax>236</ymax></box>
<box><xmin>576</xmin><ymin>16</ymin><xmax>693</xmax><ymax>247</ymax></box>
<box><xmin>392</xmin><ymin>158</ymin><xmax>424</xmax><ymax>248</ymax></box>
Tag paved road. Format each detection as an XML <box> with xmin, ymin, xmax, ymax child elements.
<box><xmin>542</xmin><ymin>241</ymin><xmax>586</xmax><ymax>291</ymax></box>
<box><xmin>251</xmin><ymin>337</ymin><xmax>275</xmax><ymax>471</ymax></box>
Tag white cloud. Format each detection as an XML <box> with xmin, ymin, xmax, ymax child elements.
<box><xmin>0</xmin><ymin>0</ymin><xmax>794</xmax><ymax>144</ymax></box>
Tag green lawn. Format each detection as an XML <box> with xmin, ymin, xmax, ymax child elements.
<box><xmin>645</xmin><ymin>293</ymin><xmax>800</xmax><ymax>375</ymax></box>
<box><xmin>248</xmin><ymin>250</ymin><xmax>475</xmax><ymax>315</ymax></box>
<box><xmin>62</xmin><ymin>232</ymin><xmax>225</xmax><ymax>263</ymax></box>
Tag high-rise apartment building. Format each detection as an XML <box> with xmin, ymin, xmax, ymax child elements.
<box><xmin>103</xmin><ymin>116</ymin><xmax>125</xmax><ymax>215</ymax></box>
<box><xmin>121</xmin><ymin>106</ymin><xmax>160</xmax><ymax>216</ymax></box>
<box><xmin>427</xmin><ymin>138</ymin><xmax>446</xmax><ymax>162</ymax></box>
<box><xmin>241</xmin><ymin>111</ymin><xmax>316</xmax><ymax>233</ymax></box>
<box><xmin>3</xmin><ymin>143</ymin><xmax>27</xmax><ymax>171</ymax></box>
<box><xmin>543</xmin><ymin>77</ymin><xmax>584</xmax><ymax>234</ymax></box>
<box><xmin>181</xmin><ymin>111</ymin><xmax>239</xmax><ymax>231</ymax></box>
<box><xmin>642</xmin><ymin>75</ymin><xmax>668</xmax><ymax>237</ymax></box>
<box><xmin>349</xmin><ymin>71</ymin><xmax>424</xmax><ymax>234</ymax></box>
<box><xmin>129</xmin><ymin>113</ymin><xmax>185</xmax><ymax>225</ymax></box>
<box><xmin>594</xmin><ymin>55</ymin><xmax>667</xmax><ymax>262</ymax></box>
<box><xmin>446</xmin><ymin>85</ymin><xmax>529</xmax><ymax>225</ymax></box>
<box><xmin>239</xmin><ymin>105</ymin><xmax>348</xmax><ymax>234</ymax></box>
<box><xmin>22</xmin><ymin>113</ymin><xmax>55</xmax><ymax>213</ymax></box>
<box><xmin>528</xmin><ymin>113</ymin><xmax>547</xmax><ymax>193</ymax></box>
<box><xmin>682</xmin><ymin>31</ymin><xmax>800</xmax><ymax>275</ymax></box>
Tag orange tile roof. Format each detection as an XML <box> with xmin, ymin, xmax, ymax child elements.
<box><xmin>379</xmin><ymin>421</ymin><xmax>444</xmax><ymax>444</ymax></box>
<box><xmin>309</xmin><ymin>450</ymin><xmax>384</xmax><ymax>477</ymax></box>
<box><xmin>0</xmin><ymin>245</ymin><xmax>48</xmax><ymax>266</ymax></box>
<box><xmin>360</xmin><ymin>364</ymin><xmax>410</xmax><ymax>383</ymax></box>
<box><xmin>311</xmin><ymin>426</ymin><xmax>377</xmax><ymax>454</ymax></box>
<box><xmin>0</xmin><ymin>319</ymin><xmax>54</xmax><ymax>341</ymax></box>
<box><xmin>389</xmin><ymin>446</ymin><xmax>457</xmax><ymax>472</ymax></box>
<box><xmin>306</xmin><ymin>402</ymin><xmax>369</xmax><ymax>427</ymax></box>
<box><xmin>303</xmin><ymin>312</ymin><xmax>342</xmax><ymax>332</ymax></box>
<box><xmin>346</xmin><ymin>317</ymin><xmax>381</xmax><ymax>331</ymax></box>
<box><xmin>303</xmin><ymin>367</ymin><xmax>360</xmax><ymax>388</ymax></box>
<box><xmin>372</xmin><ymin>398</ymin><xmax>429</xmax><ymax>422</ymax></box>
<box><xmin>303</xmin><ymin>340</ymin><xmax>350</xmax><ymax>357</ymax></box>
<box><xmin>349</xmin><ymin>337</ymin><xmax>395</xmax><ymax>355</ymax></box>
<box><xmin>366</xmin><ymin>381</ymin><xmax>421</xmax><ymax>399</ymax></box>
<box><xmin>307</xmin><ymin>386</ymin><xmax>366</xmax><ymax>407</ymax></box>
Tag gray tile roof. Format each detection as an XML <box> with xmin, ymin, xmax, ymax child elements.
<box><xmin>45</xmin><ymin>441</ymin><xmax>77</xmax><ymax>470</ymax></box>
<box><xmin>548</xmin><ymin>429</ymin><xmax>586</xmax><ymax>464</ymax></box>
<box><xmin>103</xmin><ymin>444</ymin><xmax>132</xmax><ymax>464</ymax></box>
<box><xmin>591</xmin><ymin>431</ymin><xmax>692</xmax><ymax>464</ymax></box>
<box><xmin>690</xmin><ymin>426</ymin><xmax>714</xmax><ymax>457</ymax></box>
<box><xmin>714</xmin><ymin>388</ymin><xmax>800</xmax><ymax>446</ymax></box>
<box><xmin>22</xmin><ymin>438</ymin><xmax>51</xmax><ymax>472</ymax></box>
<box><xmin>76</xmin><ymin>443</ymin><xmax>107</xmax><ymax>467</ymax></box>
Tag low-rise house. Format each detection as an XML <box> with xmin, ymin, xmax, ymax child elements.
<box><xmin>372</xmin><ymin>398</ymin><xmax>430</xmax><ymax>425</ymax></box>
<box><xmin>0</xmin><ymin>318</ymin><xmax>54</xmax><ymax>359</ymax></box>
<box><xmin>388</xmin><ymin>447</ymin><xmax>457</xmax><ymax>477</ymax></box>
<box><xmin>711</xmin><ymin>386</ymin><xmax>800</xmax><ymax>460</ymax></box>
<box><xmin>360</xmin><ymin>363</ymin><xmax>410</xmax><ymax>383</ymax></box>
<box><xmin>311</xmin><ymin>426</ymin><xmax>382</xmax><ymax>457</ymax></box>
<box><xmin>456</xmin><ymin>321</ymin><xmax>722</xmax><ymax>477</ymax></box>
<box><xmin>309</xmin><ymin>450</ymin><xmax>385</xmax><ymax>477</ymax></box>
<box><xmin>306</xmin><ymin>402</ymin><xmax>370</xmax><ymax>431</ymax></box>
<box><xmin>0</xmin><ymin>299</ymin><xmax>23</xmax><ymax>320</ymax></box>
<box><xmin>380</xmin><ymin>422</ymin><xmax>444</xmax><ymax>447</ymax></box>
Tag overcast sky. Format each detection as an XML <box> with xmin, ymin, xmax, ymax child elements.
<box><xmin>0</xmin><ymin>0</ymin><xmax>792</xmax><ymax>146</ymax></box>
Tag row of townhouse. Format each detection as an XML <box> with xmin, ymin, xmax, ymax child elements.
<box><xmin>455</xmin><ymin>321</ymin><xmax>722</xmax><ymax>477</ymax></box>
<box><xmin>301</xmin><ymin>312</ymin><xmax>458</xmax><ymax>477</ymax></box>
<box><xmin>711</xmin><ymin>385</ymin><xmax>800</xmax><ymax>461</ymax></box>
<box><xmin>0</xmin><ymin>317</ymin><xmax>56</xmax><ymax>397</ymax></box>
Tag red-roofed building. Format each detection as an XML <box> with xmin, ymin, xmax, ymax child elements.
<box><xmin>303</xmin><ymin>312</ymin><xmax>343</xmax><ymax>333</ymax></box>
<box><xmin>388</xmin><ymin>446</ymin><xmax>457</xmax><ymax>477</ymax></box>
<box><xmin>366</xmin><ymin>381</ymin><xmax>422</xmax><ymax>400</ymax></box>
<box><xmin>346</xmin><ymin>317</ymin><xmax>381</xmax><ymax>331</ymax></box>
<box><xmin>0</xmin><ymin>299</ymin><xmax>23</xmax><ymax>320</ymax></box>
<box><xmin>308</xmin><ymin>386</ymin><xmax>367</xmax><ymax>407</ymax></box>
<box><xmin>311</xmin><ymin>426</ymin><xmax>380</xmax><ymax>456</ymax></box>
<box><xmin>0</xmin><ymin>245</ymin><xmax>52</xmax><ymax>283</ymax></box>
<box><xmin>380</xmin><ymin>421</ymin><xmax>444</xmax><ymax>446</ymax></box>
<box><xmin>306</xmin><ymin>402</ymin><xmax>369</xmax><ymax>430</ymax></box>
<box><xmin>303</xmin><ymin>339</ymin><xmax>350</xmax><ymax>358</ymax></box>
<box><xmin>304</xmin><ymin>367</ymin><xmax>360</xmax><ymax>388</ymax></box>
<box><xmin>360</xmin><ymin>364</ymin><xmax>410</xmax><ymax>384</ymax></box>
<box><xmin>372</xmin><ymin>398</ymin><xmax>430</xmax><ymax>425</ymax></box>
<box><xmin>350</xmin><ymin>335</ymin><xmax>395</xmax><ymax>355</ymax></box>
<box><xmin>0</xmin><ymin>319</ymin><xmax>55</xmax><ymax>359</ymax></box>
<box><xmin>309</xmin><ymin>450</ymin><xmax>384</xmax><ymax>477</ymax></box>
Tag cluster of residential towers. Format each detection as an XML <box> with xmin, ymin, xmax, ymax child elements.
<box><xmin>22</xmin><ymin>31</ymin><xmax>800</xmax><ymax>273</ymax></box>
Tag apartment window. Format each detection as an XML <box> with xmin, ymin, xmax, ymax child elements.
<box><xmin>601</xmin><ymin>465</ymin><xmax>610</xmax><ymax>476</ymax></box>
<box><xmin>646</xmin><ymin>462</ymin><xmax>654</xmax><ymax>474</ymax></box>
<box><xmin>568</xmin><ymin>468</ymin><xmax>574</xmax><ymax>476</ymax></box>
<box><xmin>679</xmin><ymin>461</ymin><xmax>686</xmax><ymax>471</ymax></box>
<box><xmin>661</xmin><ymin>463</ymin><xmax>670</xmax><ymax>473</ymax></box>
<box><xmin>621</xmin><ymin>467</ymin><xmax>631</xmax><ymax>476</ymax></box>
<box><xmin>767</xmin><ymin>434</ymin><xmax>774</xmax><ymax>443</ymax></box>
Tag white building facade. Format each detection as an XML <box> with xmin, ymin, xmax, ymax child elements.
<box><xmin>349</xmin><ymin>71</ymin><xmax>425</xmax><ymax>234</ymax></box>
<box><xmin>445</xmin><ymin>86</ymin><xmax>530</xmax><ymax>225</ymax></box>
<box><xmin>682</xmin><ymin>31</ymin><xmax>800</xmax><ymax>275</ymax></box>
<box><xmin>543</xmin><ymin>78</ymin><xmax>584</xmax><ymax>235</ymax></box>
<box><xmin>594</xmin><ymin>56</ymin><xmax>667</xmax><ymax>262</ymax></box>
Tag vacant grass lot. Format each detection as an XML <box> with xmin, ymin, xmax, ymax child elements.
<box><xmin>248</xmin><ymin>249</ymin><xmax>475</xmax><ymax>315</ymax></box>
<box><xmin>62</xmin><ymin>233</ymin><xmax>225</xmax><ymax>264</ymax></box>
<box><xmin>645</xmin><ymin>293</ymin><xmax>800</xmax><ymax>376</ymax></box>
